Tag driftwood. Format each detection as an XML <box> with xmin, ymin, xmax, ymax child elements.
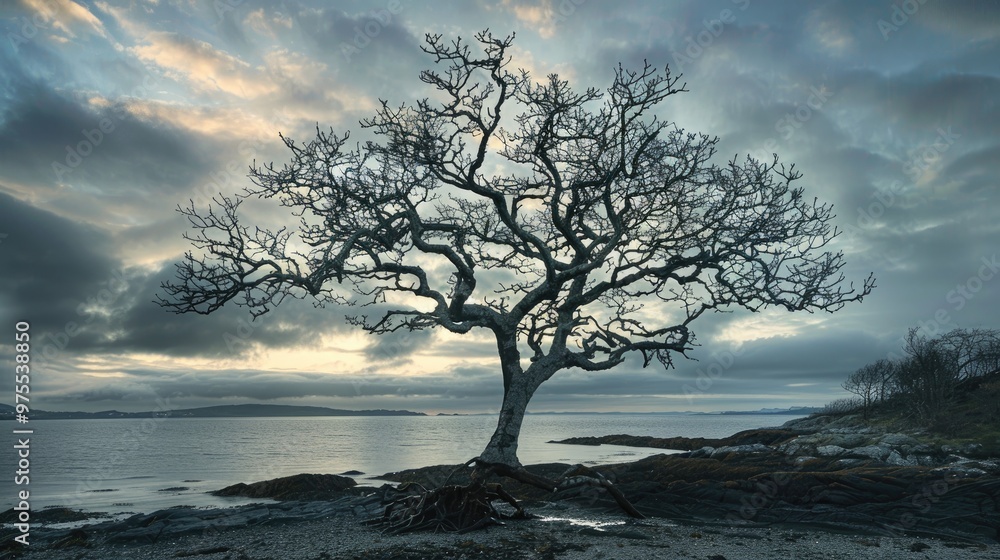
<box><xmin>367</xmin><ymin>457</ymin><xmax>644</xmax><ymax>534</ymax></box>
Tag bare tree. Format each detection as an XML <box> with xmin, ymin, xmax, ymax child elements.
<box><xmin>822</xmin><ymin>397</ymin><xmax>864</xmax><ymax>415</ymax></box>
<box><xmin>159</xmin><ymin>31</ymin><xmax>873</xmax><ymax>471</ymax></box>
<box><xmin>896</xmin><ymin>328</ymin><xmax>960</xmax><ymax>419</ymax></box>
<box><xmin>938</xmin><ymin>328</ymin><xmax>1000</xmax><ymax>380</ymax></box>
<box><xmin>843</xmin><ymin>363</ymin><xmax>883</xmax><ymax>420</ymax></box>
<box><xmin>870</xmin><ymin>358</ymin><xmax>897</xmax><ymax>404</ymax></box>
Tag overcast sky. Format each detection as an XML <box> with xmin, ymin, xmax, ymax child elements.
<box><xmin>1</xmin><ymin>0</ymin><xmax>998</xmax><ymax>414</ymax></box>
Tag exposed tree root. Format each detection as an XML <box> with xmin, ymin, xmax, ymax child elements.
<box><xmin>367</xmin><ymin>457</ymin><xmax>644</xmax><ymax>534</ymax></box>
<box><xmin>475</xmin><ymin>458</ymin><xmax>646</xmax><ymax>520</ymax></box>
<box><xmin>366</xmin><ymin>480</ymin><xmax>529</xmax><ymax>534</ymax></box>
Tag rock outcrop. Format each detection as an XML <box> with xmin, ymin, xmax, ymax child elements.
<box><xmin>211</xmin><ymin>473</ymin><xmax>360</xmax><ymax>501</ymax></box>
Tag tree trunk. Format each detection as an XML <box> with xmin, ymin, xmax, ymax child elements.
<box><xmin>478</xmin><ymin>333</ymin><xmax>543</xmax><ymax>467</ymax></box>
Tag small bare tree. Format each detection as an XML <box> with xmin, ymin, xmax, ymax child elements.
<box><xmin>938</xmin><ymin>328</ymin><xmax>1000</xmax><ymax>380</ymax></box>
<box><xmin>843</xmin><ymin>363</ymin><xmax>883</xmax><ymax>420</ymax></box>
<box><xmin>896</xmin><ymin>328</ymin><xmax>959</xmax><ymax>420</ymax></box>
<box><xmin>159</xmin><ymin>31</ymin><xmax>872</xmax><ymax>484</ymax></box>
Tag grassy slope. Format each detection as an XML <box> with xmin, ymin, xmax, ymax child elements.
<box><xmin>834</xmin><ymin>373</ymin><xmax>1000</xmax><ymax>457</ymax></box>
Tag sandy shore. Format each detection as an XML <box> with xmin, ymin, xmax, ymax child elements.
<box><xmin>10</xmin><ymin>499</ymin><xmax>1000</xmax><ymax>560</ymax></box>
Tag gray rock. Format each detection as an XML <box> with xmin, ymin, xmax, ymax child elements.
<box><xmin>709</xmin><ymin>443</ymin><xmax>771</xmax><ymax>458</ymax></box>
<box><xmin>846</xmin><ymin>445</ymin><xmax>890</xmax><ymax>461</ymax></box>
<box><xmin>915</xmin><ymin>455</ymin><xmax>937</xmax><ymax>467</ymax></box>
<box><xmin>823</xmin><ymin>433</ymin><xmax>871</xmax><ymax>448</ymax></box>
<box><xmin>777</xmin><ymin>441</ymin><xmax>805</xmax><ymax>455</ymax></box>
<box><xmin>963</xmin><ymin>443</ymin><xmax>984</xmax><ymax>455</ymax></box>
<box><xmin>885</xmin><ymin>451</ymin><xmax>916</xmax><ymax>466</ymax></box>
<box><xmin>878</xmin><ymin>433</ymin><xmax>920</xmax><ymax>447</ymax></box>
<box><xmin>816</xmin><ymin>445</ymin><xmax>846</xmax><ymax>457</ymax></box>
<box><xmin>932</xmin><ymin>465</ymin><xmax>988</xmax><ymax>479</ymax></box>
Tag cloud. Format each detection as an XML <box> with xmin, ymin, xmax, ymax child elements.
<box><xmin>15</xmin><ymin>0</ymin><xmax>108</xmax><ymax>40</ymax></box>
<box><xmin>0</xmin><ymin>190</ymin><xmax>119</xmax><ymax>332</ymax></box>
<box><xmin>0</xmin><ymin>78</ymin><xmax>213</xmax><ymax>210</ymax></box>
<box><xmin>131</xmin><ymin>31</ymin><xmax>278</xmax><ymax>98</ymax></box>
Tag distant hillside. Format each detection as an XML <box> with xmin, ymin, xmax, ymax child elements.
<box><xmin>708</xmin><ymin>407</ymin><xmax>823</xmax><ymax>416</ymax></box>
<box><xmin>0</xmin><ymin>403</ymin><xmax>425</xmax><ymax>420</ymax></box>
<box><xmin>814</xmin><ymin>370</ymin><xmax>1000</xmax><ymax>454</ymax></box>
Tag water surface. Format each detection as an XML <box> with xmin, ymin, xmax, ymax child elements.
<box><xmin>1</xmin><ymin>413</ymin><xmax>802</xmax><ymax>515</ymax></box>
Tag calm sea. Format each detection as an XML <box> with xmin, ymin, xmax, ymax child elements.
<box><xmin>2</xmin><ymin>413</ymin><xmax>802</xmax><ymax>516</ymax></box>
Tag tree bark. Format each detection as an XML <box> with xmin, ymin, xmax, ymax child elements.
<box><xmin>479</xmin><ymin>333</ymin><xmax>541</xmax><ymax>466</ymax></box>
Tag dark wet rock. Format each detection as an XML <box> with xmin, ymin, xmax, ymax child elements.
<box><xmin>211</xmin><ymin>473</ymin><xmax>359</xmax><ymax>501</ymax></box>
<box><xmin>551</xmin><ymin>428</ymin><xmax>803</xmax><ymax>451</ymax></box>
<box><xmin>158</xmin><ymin>486</ymin><xmax>190</xmax><ymax>492</ymax></box>
<box><xmin>27</xmin><ymin>498</ymin><xmax>376</xmax><ymax>546</ymax></box>
<box><xmin>174</xmin><ymin>545</ymin><xmax>231</xmax><ymax>556</ymax></box>
<box><xmin>603</xmin><ymin>454</ymin><xmax>999</xmax><ymax>543</ymax></box>
<box><xmin>49</xmin><ymin>528</ymin><xmax>89</xmax><ymax>549</ymax></box>
<box><xmin>0</xmin><ymin>506</ymin><xmax>104</xmax><ymax>524</ymax></box>
<box><xmin>381</xmin><ymin>449</ymin><xmax>1000</xmax><ymax>544</ymax></box>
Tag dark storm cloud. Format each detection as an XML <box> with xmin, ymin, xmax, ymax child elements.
<box><xmin>0</xmin><ymin>194</ymin><xmax>353</xmax><ymax>360</ymax></box>
<box><xmin>0</xmin><ymin>191</ymin><xmax>119</xmax><ymax>332</ymax></box>
<box><xmin>53</xmin><ymin>367</ymin><xmax>502</xmax><ymax>404</ymax></box>
<box><xmin>0</xmin><ymin>78</ymin><xmax>212</xmax><ymax>196</ymax></box>
<box><xmin>85</xmin><ymin>263</ymin><xmax>360</xmax><ymax>358</ymax></box>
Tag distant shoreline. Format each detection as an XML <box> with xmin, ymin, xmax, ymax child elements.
<box><xmin>0</xmin><ymin>403</ymin><xmax>820</xmax><ymax>420</ymax></box>
<box><xmin>0</xmin><ymin>403</ymin><xmax>426</xmax><ymax>420</ymax></box>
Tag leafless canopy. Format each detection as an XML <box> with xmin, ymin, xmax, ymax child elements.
<box><xmin>159</xmin><ymin>31</ymin><xmax>873</xmax><ymax>379</ymax></box>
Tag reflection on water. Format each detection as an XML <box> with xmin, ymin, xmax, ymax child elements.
<box><xmin>538</xmin><ymin>515</ymin><xmax>627</xmax><ymax>530</ymax></box>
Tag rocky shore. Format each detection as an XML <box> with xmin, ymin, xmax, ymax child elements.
<box><xmin>3</xmin><ymin>413</ymin><xmax>999</xmax><ymax>559</ymax></box>
<box><xmin>545</xmin><ymin>414</ymin><xmax>999</xmax><ymax>544</ymax></box>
